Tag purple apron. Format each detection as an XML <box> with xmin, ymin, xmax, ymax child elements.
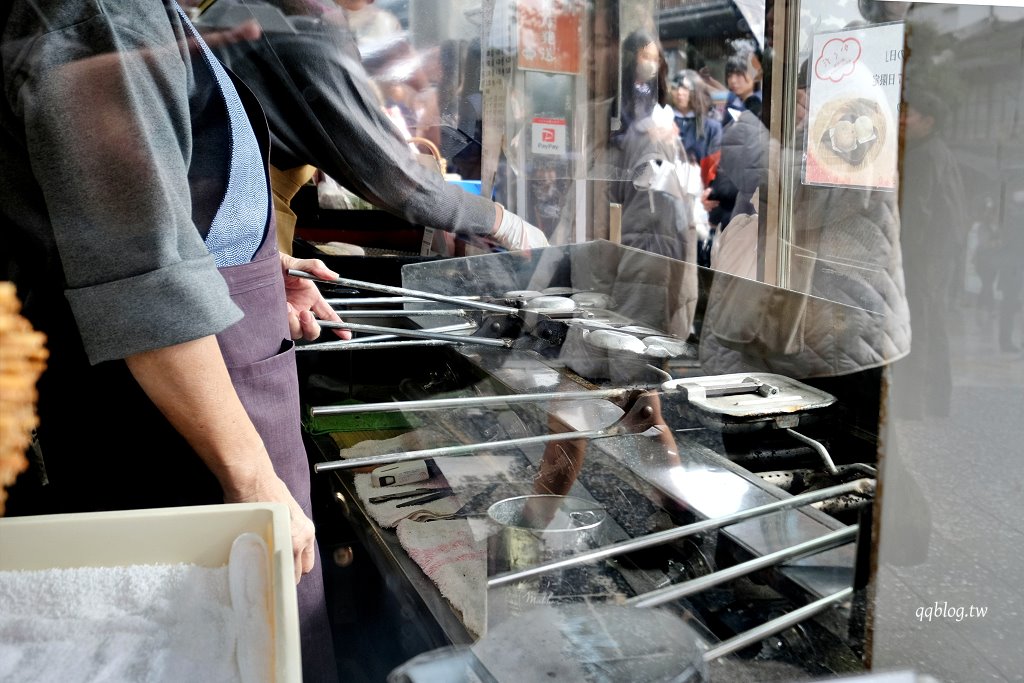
<box><xmin>216</xmin><ymin>218</ymin><xmax>337</xmax><ymax>683</ymax></box>
<box><xmin>213</xmin><ymin>63</ymin><xmax>338</xmax><ymax>681</ymax></box>
<box><xmin>180</xmin><ymin>6</ymin><xmax>337</xmax><ymax>674</ymax></box>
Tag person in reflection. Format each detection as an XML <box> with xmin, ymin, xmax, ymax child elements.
<box><xmin>723</xmin><ymin>49</ymin><xmax>762</xmax><ymax>121</ymax></box>
<box><xmin>893</xmin><ymin>91</ymin><xmax>968</xmax><ymax>417</ymax></box>
<box><xmin>197</xmin><ymin>0</ymin><xmax>547</xmax><ymax>255</ymax></box>
<box><xmin>700</xmin><ymin>52</ymin><xmax>929</xmax><ymax>568</ymax></box>
<box><xmin>1</xmin><ymin>2</ymin><xmax>341</xmax><ymax>679</ymax></box>
<box><xmin>593</xmin><ymin>30</ymin><xmax>700</xmax><ymax>339</ymax></box>
<box><xmin>612</xmin><ymin>29</ymin><xmax>669</xmax><ymax>147</ymax></box>
<box><xmin>671</xmin><ymin>69</ymin><xmax>721</xmax><ymax>269</ymax></box>
<box><xmin>701</xmin><ymin>43</ymin><xmax>768</xmax><ymax>243</ymax></box>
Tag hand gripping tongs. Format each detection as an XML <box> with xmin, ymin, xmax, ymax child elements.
<box><xmin>289</xmin><ymin>270</ymin><xmax>580</xmax><ymax>351</ymax></box>
<box><xmin>314</xmin><ymin>389</ymin><xmax>661</xmax><ymax>474</ymax></box>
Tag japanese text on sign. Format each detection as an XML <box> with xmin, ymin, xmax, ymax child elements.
<box><xmin>517</xmin><ymin>0</ymin><xmax>580</xmax><ymax>74</ymax></box>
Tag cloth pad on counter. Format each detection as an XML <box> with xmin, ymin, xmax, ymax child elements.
<box><xmin>396</xmin><ymin>518</ymin><xmax>487</xmax><ymax>638</ymax></box>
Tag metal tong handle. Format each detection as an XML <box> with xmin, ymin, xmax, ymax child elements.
<box><xmin>299</xmin><ymin>322</ymin><xmax>477</xmax><ymax>351</ymax></box>
<box><xmin>316</xmin><ymin>429</ymin><xmax>605</xmax><ymax>473</ymax></box>
<box><xmin>289</xmin><ymin>269</ymin><xmax>518</xmax><ymax>314</ymax></box>
<box><xmin>321</xmin><ymin>309</ymin><xmax>474</xmax><ymax>319</ymax></box>
<box><xmin>626</xmin><ymin>525</ymin><xmax>858</xmax><ymax>608</ymax></box>
<box><xmin>316</xmin><ymin>320</ymin><xmax>510</xmax><ymax>348</ymax></box>
<box><xmin>702</xmin><ymin>587</ymin><xmax>852</xmax><ymax>662</ymax></box>
<box><xmin>311</xmin><ymin>388</ymin><xmax>636</xmax><ymax>417</ymax></box>
<box><xmin>486</xmin><ymin>478</ymin><xmax>874</xmax><ymax>587</ymax></box>
<box><xmin>327</xmin><ymin>295</ymin><xmax>481</xmax><ymax>306</ymax></box>
<box><xmin>315</xmin><ymin>391</ymin><xmax>659</xmax><ymax>473</ymax></box>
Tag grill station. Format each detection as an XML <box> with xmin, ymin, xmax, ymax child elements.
<box><xmin>298</xmin><ymin>241</ymin><xmax>878</xmax><ymax>681</ymax></box>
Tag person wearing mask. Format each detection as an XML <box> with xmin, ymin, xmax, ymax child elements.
<box><xmin>197</xmin><ymin>0</ymin><xmax>548</xmax><ymax>254</ymax></box>
<box><xmin>1</xmin><ymin>2</ymin><xmax>342</xmax><ymax>679</ymax></box>
<box><xmin>612</xmin><ymin>29</ymin><xmax>670</xmax><ymax>148</ymax></box>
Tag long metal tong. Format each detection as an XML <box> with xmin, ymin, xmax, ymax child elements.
<box><xmin>314</xmin><ymin>390</ymin><xmax>659</xmax><ymax>474</ymax></box>
<box><xmin>487</xmin><ymin>478</ymin><xmax>874</xmax><ymax>587</ymax></box>
<box><xmin>289</xmin><ymin>269</ymin><xmax>518</xmax><ymax>314</ymax></box>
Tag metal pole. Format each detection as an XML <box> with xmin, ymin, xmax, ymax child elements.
<box><xmin>315</xmin><ymin>428</ymin><xmax>607</xmax><ymax>473</ymax></box>
<box><xmin>325</xmin><ymin>309</ymin><xmax>474</xmax><ymax>318</ymax></box>
<box><xmin>311</xmin><ymin>388</ymin><xmax>633</xmax><ymax>416</ymax></box>
<box><xmin>488</xmin><ymin>479</ymin><xmax>873</xmax><ymax>587</ymax></box>
<box><xmin>625</xmin><ymin>526</ymin><xmax>857</xmax><ymax>608</ymax></box>
<box><xmin>327</xmin><ymin>295</ymin><xmax>480</xmax><ymax>306</ymax></box>
<box><xmin>289</xmin><ymin>269</ymin><xmax>518</xmax><ymax>314</ymax></box>
<box><xmin>300</xmin><ymin>322</ymin><xmax>478</xmax><ymax>349</ymax></box>
<box><xmin>298</xmin><ymin>340</ymin><xmax>461</xmax><ymax>352</ymax></box>
<box><xmin>316</xmin><ymin>320</ymin><xmax>511</xmax><ymax>348</ymax></box>
<box><xmin>702</xmin><ymin>587</ymin><xmax>854</xmax><ymax>662</ymax></box>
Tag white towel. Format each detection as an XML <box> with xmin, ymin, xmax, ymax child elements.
<box><xmin>0</xmin><ymin>536</ymin><xmax>272</xmax><ymax>683</ymax></box>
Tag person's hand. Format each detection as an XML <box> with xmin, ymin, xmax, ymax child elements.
<box><xmin>279</xmin><ymin>254</ymin><xmax>351</xmax><ymax>340</ymax></box>
<box><xmin>491</xmin><ymin>205</ymin><xmax>549</xmax><ymax>251</ymax></box>
<box><xmin>226</xmin><ymin>466</ymin><xmax>316</xmax><ymax>584</ymax></box>
<box><xmin>701</xmin><ymin>187</ymin><xmax>720</xmax><ymax>213</ymax></box>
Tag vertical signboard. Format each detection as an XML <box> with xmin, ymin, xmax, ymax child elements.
<box><xmin>517</xmin><ymin>0</ymin><xmax>581</xmax><ymax>74</ymax></box>
<box><xmin>803</xmin><ymin>22</ymin><xmax>906</xmax><ymax>190</ymax></box>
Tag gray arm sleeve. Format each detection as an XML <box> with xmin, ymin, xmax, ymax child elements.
<box><xmin>15</xmin><ymin>10</ymin><xmax>242</xmax><ymax>364</ymax></box>
<box><xmin>222</xmin><ymin>24</ymin><xmax>496</xmax><ymax>236</ymax></box>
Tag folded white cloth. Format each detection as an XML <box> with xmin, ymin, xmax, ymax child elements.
<box><xmin>0</xmin><ymin>536</ymin><xmax>272</xmax><ymax>683</ymax></box>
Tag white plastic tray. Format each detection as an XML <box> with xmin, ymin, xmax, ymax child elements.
<box><xmin>0</xmin><ymin>503</ymin><xmax>300</xmax><ymax>682</ymax></box>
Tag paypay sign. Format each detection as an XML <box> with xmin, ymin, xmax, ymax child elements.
<box><xmin>531</xmin><ymin>117</ymin><xmax>568</xmax><ymax>156</ymax></box>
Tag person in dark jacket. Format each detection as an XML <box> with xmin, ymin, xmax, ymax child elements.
<box><xmin>671</xmin><ymin>69</ymin><xmax>722</xmax><ymax>167</ymax></box>
<box><xmin>611</xmin><ymin>29</ymin><xmax>669</xmax><ymax>148</ymax></box>
<box><xmin>198</xmin><ymin>0</ymin><xmax>546</xmax><ymax>254</ymax></box>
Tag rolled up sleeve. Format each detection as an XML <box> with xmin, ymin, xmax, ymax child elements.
<box><xmin>14</xmin><ymin>9</ymin><xmax>242</xmax><ymax>364</ymax></box>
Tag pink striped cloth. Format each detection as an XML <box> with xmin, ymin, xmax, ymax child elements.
<box><xmin>396</xmin><ymin>519</ymin><xmax>487</xmax><ymax>637</ymax></box>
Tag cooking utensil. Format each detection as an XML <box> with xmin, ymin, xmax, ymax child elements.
<box><xmin>327</xmin><ymin>295</ymin><xmax>481</xmax><ymax>306</ymax></box>
<box><xmin>298</xmin><ymin>322</ymin><xmax>477</xmax><ymax>351</ymax></box>
<box><xmin>289</xmin><ymin>269</ymin><xmax>519</xmax><ymax>314</ymax></box>
<box><xmin>324</xmin><ymin>309</ymin><xmax>477</xmax><ymax>319</ymax></box>
<box><xmin>487</xmin><ymin>478</ymin><xmax>874</xmax><ymax>588</ymax></box>
<box><xmin>310</xmin><ymin>388</ymin><xmax>639</xmax><ymax>417</ymax></box>
<box><xmin>394</xmin><ymin>489</ymin><xmax>456</xmax><ymax>508</ymax></box>
<box><xmin>315</xmin><ymin>319</ymin><xmax>511</xmax><ymax>348</ymax></box>
<box><xmin>661</xmin><ymin>373</ymin><xmax>836</xmax><ymax>432</ymax></box>
<box><xmin>626</xmin><ymin>525</ymin><xmax>857</xmax><ymax>608</ymax></box>
<box><xmin>368</xmin><ymin>487</ymin><xmax>449</xmax><ymax>505</ymax></box>
<box><xmin>314</xmin><ymin>390</ymin><xmax>660</xmax><ymax>474</ymax></box>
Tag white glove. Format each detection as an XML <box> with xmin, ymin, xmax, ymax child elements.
<box><xmin>491</xmin><ymin>205</ymin><xmax>549</xmax><ymax>251</ymax></box>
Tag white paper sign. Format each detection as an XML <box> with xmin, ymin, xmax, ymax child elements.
<box><xmin>531</xmin><ymin>117</ymin><xmax>567</xmax><ymax>155</ymax></box>
<box><xmin>803</xmin><ymin>22</ymin><xmax>905</xmax><ymax>190</ymax></box>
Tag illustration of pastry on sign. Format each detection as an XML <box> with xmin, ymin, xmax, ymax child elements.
<box><xmin>812</xmin><ymin>97</ymin><xmax>886</xmax><ymax>170</ymax></box>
